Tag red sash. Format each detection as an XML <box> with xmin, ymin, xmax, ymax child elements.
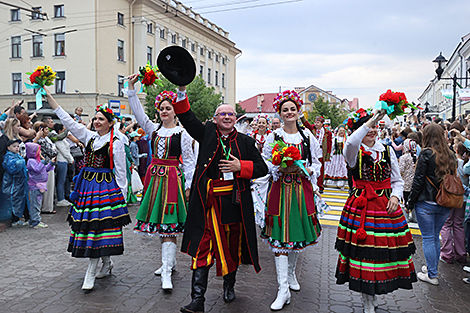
<box><xmin>143</xmin><ymin>157</ymin><xmax>180</xmax><ymax>205</ymax></box>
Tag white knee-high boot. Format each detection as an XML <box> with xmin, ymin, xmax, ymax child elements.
<box><xmin>270</xmin><ymin>255</ymin><xmax>291</xmax><ymax>311</ymax></box>
<box><xmin>82</xmin><ymin>258</ymin><xmax>99</xmax><ymax>290</ymax></box>
<box><xmin>362</xmin><ymin>293</ymin><xmax>375</xmax><ymax>313</ymax></box>
<box><xmin>287</xmin><ymin>253</ymin><xmax>300</xmax><ymax>291</ymax></box>
<box><xmin>161</xmin><ymin>241</ymin><xmax>176</xmax><ymax>290</ymax></box>
<box><xmin>96</xmin><ymin>256</ymin><xmax>114</xmax><ymax>279</ymax></box>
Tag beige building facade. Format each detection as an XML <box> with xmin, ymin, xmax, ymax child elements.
<box><xmin>1</xmin><ymin>0</ymin><xmax>241</xmax><ymax>117</ymax></box>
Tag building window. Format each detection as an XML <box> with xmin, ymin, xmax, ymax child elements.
<box><xmin>11</xmin><ymin>9</ymin><xmax>20</xmax><ymax>21</ymax></box>
<box><xmin>11</xmin><ymin>36</ymin><xmax>21</xmax><ymax>58</ymax></box>
<box><xmin>147</xmin><ymin>46</ymin><xmax>152</xmax><ymax>65</ymax></box>
<box><xmin>182</xmin><ymin>39</ymin><xmax>186</xmax><ymax>48</ymax></box>
<box><xmin>200</xmin><ymin>65</ymin><xmax>203</xmax><ymax>77</ymax></box>
<box><xmin>117</xmin><ymin>39</ymin><xmax>124</xmax><ymax>61</ymax></box>
<box><xmin>147</xmin><ymin>23</ymin><xmax>153</xmax><ymax>33</ymax></box>
<box><xmin>215</xmin><ymin>71</ymin><xmax>218</xmax><ymax>86</ymax></box>
<box><xmin>54</xmin><ymin>33</ymin><xmax>65</xmax><ymax>56</ymax></box>
<box><xmin>118</xmin><ymin>75</ymin><xmax>124</xmax><ymax>97</ymax></box>
<box><xmin>171</xmin><ymin>34</ymin><xmax>176</xmax><ymax>44</ymax></box>
<box><xmin>32</xmin><ymin>7</ymin><xmax>43</xmax><ymax>20</ymax></box>
<box><xmin>32</xmin><ymin>35</ymin><xmax>43</xmax><ymax>57</ymax></box>
<box><xmin>200</xmin><ymin>47</ymin><xmax>204</xmax><ymax>56</ymax></box>
<box><xmin>55</xmin><ymin>71</ymin><xmax>65</xmax><ymax>93</ymax></box>
<box><xmin>54</xmin><ymin>5</ymin><xmax>64</xmax><ymax>18</ymax></box>
<box><xmin>12</xmin><ymin>73</ymin><xmax>22</xmax><ymax>95</ymax></box>
<box><xmin>208</xmin><ymin>51</ymin><xmax>212</xmax><ymax>59</ymax></box>
<box><xmin>160</xmin><ymin>28</ymin><xmax>165</xmax><ymax>39</ymax></box>
<box><xmin>117</xmin><ymin>12</ymin><xmax>124</xmax><ymax>26</ymax></box>
<box><xmin>207</xmin><ymin>68</ymin><xmax>211</xmax><ymax>84</ymax></box>
<box><xmin>216</xmin><ymin>54</ymin><xmax>219</xmax><ymax>62</ymax></box>
<box><xmin>222</xmin><ymin>57</ymin><xmax>225</xmax><ymax>65</ymax></box>
<box><xmin>191</xmin><ymin>43</ymin><xmax>195</xmax><ymax>52</ymax></box>
<box><xmin>222</xmin><ymin>73</ymin><xmax>225</xmax><ymax>88</ymax></box>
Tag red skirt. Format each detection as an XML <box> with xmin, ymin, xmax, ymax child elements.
<box><xmin>335</xmin><ymin>180</ymin><xmax>417</xmax><ymax>295</ymax></box>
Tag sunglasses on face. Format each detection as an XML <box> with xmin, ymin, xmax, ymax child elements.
<box><xmin>214</xmin><ymin>112</ymin><xmax>235</xmax><ymax>117</ymax></box>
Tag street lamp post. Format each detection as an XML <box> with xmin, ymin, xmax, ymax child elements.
<box><xmin>433</xmin><ymin>52</ymin><xmax>470</xmax><ymax>121</ymax></box>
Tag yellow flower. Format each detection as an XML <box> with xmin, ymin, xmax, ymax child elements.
<box><xmin>282</xmin><ymin>147</ymin><xmax>287</xmax><ymax>153</ymax></box>
<box><xmin>37</xmin><ymin>66</ymin><xmax>44</xmax><ymax>71</ymax></box>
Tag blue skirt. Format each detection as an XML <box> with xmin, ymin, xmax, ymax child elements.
<box><xmin>67</xmin><ymin>167</ymin><xmax>131</xmax><ymax>258</ymax></box>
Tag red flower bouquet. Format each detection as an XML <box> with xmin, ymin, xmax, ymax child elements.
<box><xmin>137</xmin><ymin>62</ymin><xmax>163</xmax><ymax>92</ymax></box>
<box><xmin>269</xmin><ymin>140</ymin><xmax>309</xmax><ymax>176</ymax></box>
<box><xmin>375</xmin><ymin>89</ymin><xmax>417</xmax><ymax>119</ymax></box>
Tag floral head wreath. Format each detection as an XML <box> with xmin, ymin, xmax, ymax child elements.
<box><xmin>346</xmin><ymin>108</ymin><xmax>373</xmax><ymax>130</ymax></box>
<box><xmin>253</xmin><ymin>114</ymin><xmax>271</xmax><ymax>125</ymax></box>
<box><xmin>273</xmin><ymin>90</ymin><xmax>303</xmax><ymax>112</ymax></box>
<box><xmin>155</xmin><ymin>90</ymin><xmax>177</xmax><ymax>110</ymax></box>
<box><xmin>95</xmin><ymin>104</ymin><xmax>117</xmax><ymax>120</ymax></box>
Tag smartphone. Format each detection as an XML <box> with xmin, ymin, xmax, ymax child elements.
<box><xmin>19</xmin><ymin>99</ymin><xmax>24</xmax><ymax>105</ymax></box>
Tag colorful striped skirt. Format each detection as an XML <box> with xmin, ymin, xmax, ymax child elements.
<box><xmin>262</xmin><ymin>173</ymin><xmax>321</xmax><ymax>252</ymax></box>
<box><xmin>335</xmin><ymin>182</ymin><xmax>417</xmax><ymax>295</ymax></box>
<box><xmin>67</xmin><ymin>167</ymin><xmax>131</xmax><ymax>258</ymax></box>
<box><xmin>133</xmin><ymin>158</ymin><xmax>187</xmax><ymax>236</ymax></box>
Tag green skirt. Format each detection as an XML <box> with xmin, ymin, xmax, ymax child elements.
<box><xmin>133</xmin><ymin>169</ymin><xmax>187</xmax><ymax>236</ymax></box>
<box><xmin>262</xmin><ymin>174</ymin><xmax>321</xmax><ymax>252</ymax></box>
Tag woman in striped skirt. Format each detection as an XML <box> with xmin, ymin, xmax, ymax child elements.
<box><xmin>335</xmin><ymin>109</ymin><xmax>417</xmax><ymax>313</ymax></box>
<box><xmin>45</xmin><ymin>89</ymin><xmax>131</xmax><ymax>292</ymax></box>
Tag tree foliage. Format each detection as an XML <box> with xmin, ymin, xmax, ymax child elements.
<box><xmin>144</xmin><ymin>75</ymin><xmax>222</xmax><ymax>122</ymax></box>
<box><xmin>306</xmin><ymin>96</ymin><xmax>351</xmax><ymax>128</ymax></box>
<box><xmin>236</xmin><ymin>102</ymin><xmax>246</xmax><ymax>114</ymax></box>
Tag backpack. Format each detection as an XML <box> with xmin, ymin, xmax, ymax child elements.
<box><xmin>427</xmin><ymin>174</ymin><xmax>465</xmax><ymax>208</ymax></box>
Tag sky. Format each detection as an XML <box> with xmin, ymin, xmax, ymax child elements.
<box><xmin>184</xmin><ymin>0</ymin><xmax>470</xmax><ymax>108</ymax></box>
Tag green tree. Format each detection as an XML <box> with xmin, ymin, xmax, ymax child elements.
<box><xmin>144</xmin><ymin>75</ymin><xmax>222</xmax><ymax>122</ymax></box>
<box><xmin>307</xmin><ymin>96</ymin><xmax>350</xmax><ymax>128</ymax></box>
<box><xmin>236</xmin><ymin>102</ymin><xmax>246</xmax><ymax>114</ymax></box>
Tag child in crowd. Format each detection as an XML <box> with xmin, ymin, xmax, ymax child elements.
<box><xmin>73</xmin><ymin>107</ymin><xmax>86</xmax><ymax>125</ymax></box>
<box><xmin>2</xmin><ymin>139</ymin><xmax>29</xmax><ymax>226</ymax></box>
<box><xmin>129</xmin><ymin>131</ymin><xmax>140</xmax><ymax>167</ymax></box>
<box><xmin>25</xmin><ymin>142</ymin><xmax>55</xmax><ymax>228</ymax></box>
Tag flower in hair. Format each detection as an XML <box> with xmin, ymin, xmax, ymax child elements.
<box><xmin>96</xmin><ymin>104</ymin><xmax>118</xmax><ymax>120</ymax></box>
<box><xmin>346</xmin><ymin>107</ymin><xmax>373</xmax><ymax>129</ymax></box>
<box><xmin>273</xmin><ymin>90</ymin><xmax>303</xmax><ymax>112</ymax></box>
<box><xmin>155</xmin><ymin>90</ymin><xmax>177</xmax><ymax>109</ymax></box>
<box><xmin>253</xmin><ymin>114</ymin><xmax>271</xmax><ymax>125</ymax></box>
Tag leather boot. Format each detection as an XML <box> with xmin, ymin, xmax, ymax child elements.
<box><xmin>96</xmin><ymin>256</ymin><xmax>114</xmax><ymax>279</ymax></box>
<box><xmin>82</xmin><ymin>258</ymin><xmax>99</xmax><ymax>291</ymax></box>
<box><xmin>362</xmin><ymin>293</ymin><xmax>376</xmax><ymax>313</ymax></box>
<box><xmin>270</xmin><ymin>255</ymin><xmax>291</xmax><ymax>311</ymax></box>
<box><xmin>180</xmin><ymin>267</ymin><xmax>209</xmax><ymax>313</ymax></box>
<box><xmin>155</xmin><ymin>239</ymin><xmax>177</xmax><ymax>275</ymax></box>
<box><xmin>223</xmin><ymin>268</ymin><xmax>237</xmax><ymax>303</ymax></box>
<box><xmin>161</xmin><ymin>242</ymin><xmax>176</xmax><ymax>290</ymax></box>
<box><xmin>287</xmin><ymin>253</ymin><xmax>300</xmax><ymax>291</ymax></box>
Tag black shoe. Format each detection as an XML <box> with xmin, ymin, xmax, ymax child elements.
<box><xmin>223</xmin><ymin>269</ymin><xmax>237</xmax><ymax>303</ymax></box>
<box><xmin>181</xmin><ymin>267</ymin><xmax>209</xmax><ymax>313</ymax></box>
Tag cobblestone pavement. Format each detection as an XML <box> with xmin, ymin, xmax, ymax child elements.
<box><xmin>1</xmin><ymin>203</ymin><xmax>470</xmax><ymax>313</ymax></box>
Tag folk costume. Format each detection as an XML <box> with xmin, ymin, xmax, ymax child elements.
<box><xmin>263</xmin><ymin>90</ymin><xmax>322</xmax><ymax>311</ymax></box>
<box><xmin>301</xmin><ymin>117</ymin><xmax>332</xmax><ymax>192</ymax></box>
<box><xmin>249</xmin><ymin>114</ymin><xmax>272</xmax><ymax>153</ymax></box>
<box><xmin>173</xmin><ymin>91</ymin><xmax>268</xmax><ymax>313</ymax></box>
<box><xmin>127</xmin><ymin>89</ymin><xmax>196</xmax><ymax>290</ymax></box>
<box><xmin>54</xmin><ymin>104</ymin><xmax>131</xmax><ymax>291</ymax></box>
<box><xmin>335</xmin><ymin>110</ymin><xmax>416</xmax><ymax>313</ymax></box>
<box><xmin>324</xmin><ymin>126</ymin><xmax>348</xmax><ymax>188</ymax></box>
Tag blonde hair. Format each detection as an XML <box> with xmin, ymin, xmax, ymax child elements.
<box><xmin>3</xmin><ymin>118</ymin><xmax>20</xmax><ymax>140</ymax></box>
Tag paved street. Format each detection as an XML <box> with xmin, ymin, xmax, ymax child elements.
<box><xmin>1</xmin><ymin>193</ymin><xmax>470</xmax><ymax>313</ymax></box>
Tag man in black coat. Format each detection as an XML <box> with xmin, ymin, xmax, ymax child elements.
<box><xmin>174</xmin><ymin>87</ymin><xmax>268</xmax><ymax>313</ymax></box>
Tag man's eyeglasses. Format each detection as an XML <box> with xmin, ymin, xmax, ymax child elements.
<box><xmin>214</xmin><ymin>112</ymin><xmax>235</xmax><ymax>117</ymax></box>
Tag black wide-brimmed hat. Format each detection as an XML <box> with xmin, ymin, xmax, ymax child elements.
<box><xmin>157</xmin><ymin>46</ymin><xmax>196</xmax><ymax>86</ymax></box>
